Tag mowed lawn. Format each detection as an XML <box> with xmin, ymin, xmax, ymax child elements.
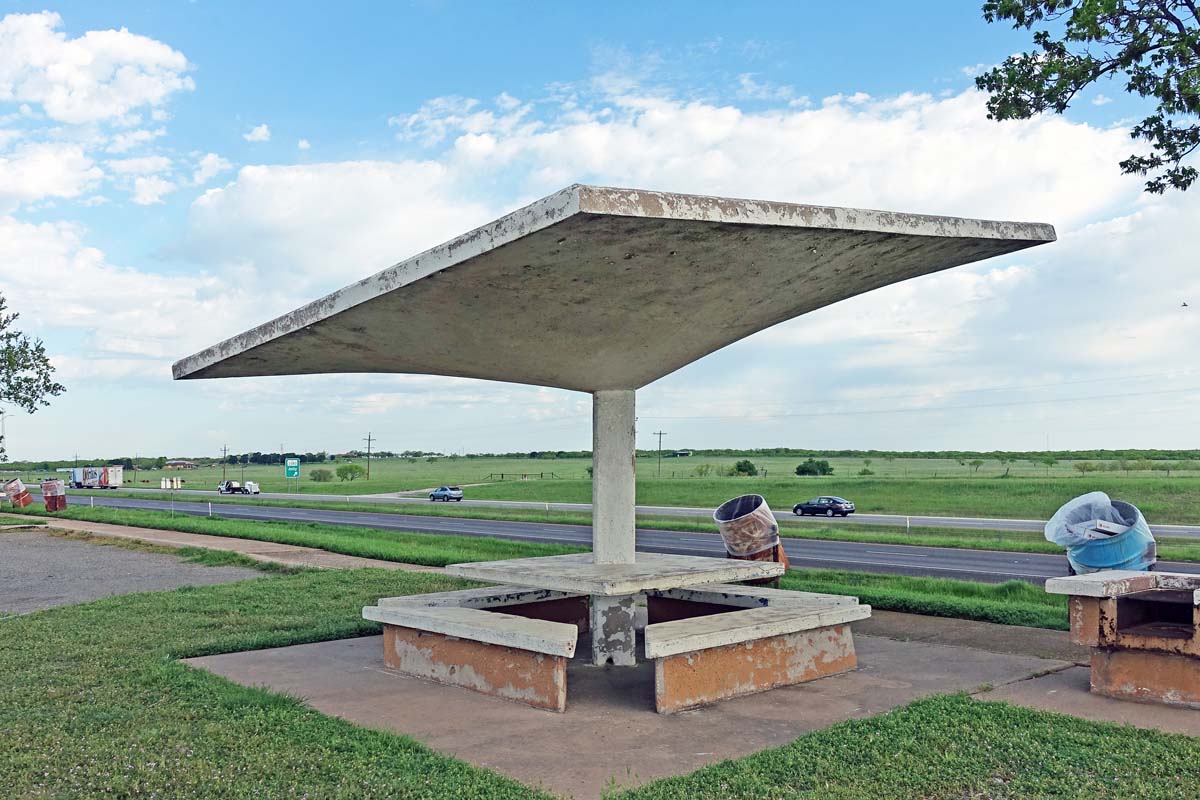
<box><xmin>2</xmin><ymin>568</ymin><xmax>1197</xmax><ymax>798</ymax></box>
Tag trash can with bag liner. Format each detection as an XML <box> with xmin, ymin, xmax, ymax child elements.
<box><xmin>1044</xmin><ymin>491</ymin><xmax>1156</xmax><ymax>574</ymax></box>
<box><xmin>3</xmin><ymin>477</ymin><xmax>33</xmax><ymax>508</ymax></box>
<box><xmin>713</xmin><ymin>494</ymin><xmax>790</xmax><ymax>586</ymax></box>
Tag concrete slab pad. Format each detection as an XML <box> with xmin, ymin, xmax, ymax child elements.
<box><xmin>984</xmin><ymin>666</ymin><xmax>1200</xmax><ymax>736</ymax></box>
<box><xmin>186</xmin><ymin>632</ymin><xmax>1067</xmax><ymax>799</ymax></box>
<box><xmin>173</xmin><ymin>185</ymin><xmax>1054</xmax><ymax>391</ymax></box>
<box><xmin>445</xmin><ymin>552</ymin><xmax>783</xmax><ymax>595</ymax></box>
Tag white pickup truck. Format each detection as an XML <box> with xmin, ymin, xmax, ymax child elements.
<box><xmin>217</xmin><ymin>480</ymin><xmax>260</xmax><ymax>495</ymax></box>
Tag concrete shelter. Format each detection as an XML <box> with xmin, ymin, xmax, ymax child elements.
<box><xmin>174</xmin><ymin>184</ymin><xmax>1056</xmax><ymax>698</ymax></box>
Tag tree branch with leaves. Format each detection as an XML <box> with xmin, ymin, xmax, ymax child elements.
<box><xmin>1</xmin><ymin>293</ymin><xmax>65</xmax><ymax>461</ymax></box>
<box><xmin>976</xmin><ymin>0</ymin><xmax>1200</xmax><ymax>193</ymax></box>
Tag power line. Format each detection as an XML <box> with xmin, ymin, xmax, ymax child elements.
<box><xmin>653</xmin><ymin>430</ymin><xmax>667</xmax><ymax>476</ymax></box>
<box><xmin>363</xmin><ymin>432</ymin><xmax>374</xmax><ymax>479</ymax></box>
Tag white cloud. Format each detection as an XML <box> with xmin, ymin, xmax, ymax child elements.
<box><xmin>243</xmin><ymin>123</ymin><xmax>270</xmax><ymax>142</ymax></box>
<box><xmin>106</xmin><ymin>127</ymin><xmax>166</xmax><ymax>153</ymax></box>
<box><xmin>0</xmin><ymin>11</ymin><xmax>194</xmax><ymax>124</ymax></box>
<box><xmin>297</xmin><ymin>138</ymin><xmax>311</xmax><ymax>150</ymax></box>
<box><xmin>1093</xmin><ymin>94</ymin><xmax>1113</xmax><ymax>106</ymax></box>
<box><xmin>735</xmin><ymin>73</ymin><xmax>793</xmax><ymax>101</ymax></box>
<box><xmin>0</xmin><ymin>215</ymin><xmax>293</xmax><ymax>382</ymax></box>
<box><xmin>0</xmin><ymin>142</ymin><xmax>102</xmax><ymax>211</ymax></box>
<box><xmin>106</xmin><ymin>155</ymin><xmax>171</xmax><ymax>175</ymax></box>
<box><xmin>131</xmin><ymin>175</ymin><xmax>174</xmax><ymax>204</ymax></box>
<box><xmin>183</xmin><ymin>160</ymin><xmax>493</xmax><ymax>289</ymax></box>
<box><xmin>192</xmin><ymin>152</ymin><xmax>232</xmax><ymax>184</ymax></box>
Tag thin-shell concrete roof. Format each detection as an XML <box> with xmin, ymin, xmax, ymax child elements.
<box><xmin>172</xmin><ymin>184</ymin><xmax>1056</xmax><ymax>391</ymax></box>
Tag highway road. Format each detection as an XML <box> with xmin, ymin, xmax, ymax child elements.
<box><xmin>48</xmin><ymin>493</ymin><xmax>1200</xmax><ymax>584</ymax></box>
<box><xmin>83</xmin><ymin>485</ymin><xmax>1200</xmax><ymax>538</ymax></box>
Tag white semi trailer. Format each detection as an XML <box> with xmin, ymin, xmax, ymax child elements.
<box><xmin>69</xmin><ymin>466</ymin><xmax>124</xmax><ymax>489</ymax></box>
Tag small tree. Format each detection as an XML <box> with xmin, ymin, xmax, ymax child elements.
<box><xmin>795</xmin><ymin>458</ymin><xmax>834</xmax><ymax>476</ymax></box>
<box><xmin>1041</xmin><ymin>456</ymin><xmax>1058</xmax><ymax>476</ymax></box>
<box><xmin>336</xmin><ymin>463</ymin><xmax>366</xmax><ymax>481</ymax></box>
<box><xmin>857</xmin><ymin>467</ymin><xmax>875</xmax><ymax>476</ymax></box>
<box><xmin>969</xmin><ymin>459</ymin><xmax>985</xmax><ymax>475</ymax></box>
<box><xmin>1074</xmin><ymin>461</ymin><xmax>1098</xmax><ymax>476</ymax></box>
<box><xmin>0</xmin><ymin>294</ymin><xmax>65</xmax><ymax>461</ymax></box>
<box><xmin>732</xmin><ymin>459</ymin><xmax>758</xmax><ymax>477</ymax></box>
<box><xmin>692</xmin><ymin>463</ymin><xmax>714</xmax><ymax>477</ymax></box>
<box><xmin>309</xmin><ymin>468</ymin><xmax>334</xmax><ymax>483</ymax></box>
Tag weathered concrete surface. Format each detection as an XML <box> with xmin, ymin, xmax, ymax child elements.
<box><xmin>856</xmin><ymin>609</ymin><xmax>1090</xmax><ymax>664</ymax></box>
<box><xmin>984</xmin><ymin>665</ymin><xmax>1200</xmax><ymax>735</ymax></box>
<box><xmin>382</xmin><ymin>625</ymin><xmax>568</xmax><ymax>712</ymax></box>
<box><xmin>590</xmin><ymin>594</ymin><xmax>638</xmax><ymax>666</ymax></box>
<box><xmin>187</xmin><ymin>632</ymin><xmax>1068</xmax><ymax>799</ymax></box>
<box><xmin>364</xmin><ymin>605</ymin><xmax>579</xmax><ymax>657</ymax></box>
<box><xmin>0</xmin><ymin>528</ymin><xmax>260</xmax><ymax>615</ymax></box>
<box><xmin>1046</xmin><ymin>570</ymin><xmax>1200</xmax><ymax>598</ymax></box>
<box><xmin>591</xmin><ymin>389</ymin><xmax>635</xmax><ymax>564</ymax></box>
<box><xmin>1089</xmin><ymin>648</ymin><xmax>1200</xmax><ymax>709</ymax></box>
<box><xmin>654</xmin><ymin>624</ymin><xmax>858</xmax><ymax>714</ymax></box>
<box><xmin>446</xmin><ymin>552</ymin><xmax>783</xmax><ymax>595</ymax></box>
<box><xmin>172</xmin><ymin>185</ymin><xmax>1056</xmax><ymax>391</ymax></box>
<box><xmin>644</xmin><ymin>604</ymin><xmax>871</xmax><ymax>659</ymax></box>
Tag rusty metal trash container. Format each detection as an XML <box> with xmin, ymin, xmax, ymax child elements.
<box><xmin>41</xmin><ymin>479</ymin><xmax>66</xmax><ymax>512</ymax></box>
<box><xmin>4</xmin><ymin>477</ymin><xmax>33</xmax><ymax>509</ymax></box>
<box><xmin>713</xmin><ymin>494</ymin><xmax>790</xmax><ymax>587</ymax></box>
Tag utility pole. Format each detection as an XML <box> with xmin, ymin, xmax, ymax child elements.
<box><xmin>0</xmin><ymin>408</ymin><xmax>6</xmax><ymax>461</ymax></box>
<box><xmin>221</xmin><ymin>445</ymin><xmax>228</xmax><ymax>481</ymax></box>
<box><xmin>363</xmin><ymin>432</ymin><xmax>374</xmax><ymax>479</ymax></box>
<box><xmin>654</xmin><ymin>430</ymin><xmax>667</xmax><ymax>477</ymax></box>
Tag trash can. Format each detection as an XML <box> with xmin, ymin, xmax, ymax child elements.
<box><xmin>40</xmin><ymin>479</ymin><xmax>67</xmax><ymax>512</ymax></box>
<box><xmin>714</xmin><ymin>494</ymin><xmax>790</xmax><ymax>586</ymax></box>
<box><xmin>3</xmin><ymin>478</ymin><xmax>33</xmax><ymax>509</ymax></box>
<box><xmin>1045</xmin><ymin>491</ymin><xmax>1156</xmax><ymax>574</ymax></box>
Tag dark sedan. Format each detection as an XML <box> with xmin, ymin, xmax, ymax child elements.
<box><xmin>793</xmin><ymin>496</ymin><xmax>855</xmax><ymax>517</ymax></box>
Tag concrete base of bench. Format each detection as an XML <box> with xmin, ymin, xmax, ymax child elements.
<box><xmin>365</xmin><ymin>585</ymin><xmax>588</xmax><ymax>712</ymax></box>
<box><xmin>382</xmin><ymin>624</ymin><xmax>568</xmax><ymax>711</ymax></box>
<box><xmin>1090</xmin><ymin>649</ymin><xmax>1200</xmax><ymax>709</ymax></box>
<box><xmin>653</xmin><ymin>622</ymin><xmax>857</xmax><ymax>713</ymax></box>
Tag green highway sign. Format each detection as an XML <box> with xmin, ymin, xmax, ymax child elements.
<box><xmin>285</xmin><ymin>457</ymin><xmax>300</xmax><ymax>478</ymax></box>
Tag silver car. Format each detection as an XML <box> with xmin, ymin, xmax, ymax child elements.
<box><xmin>429</xmin><ymin>485</ymin><xmax>464</xmax><ymax>502</ymax></box>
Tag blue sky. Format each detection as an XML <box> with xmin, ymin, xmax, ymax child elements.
<box><xmin>1</xmin><ymin>2</ymin><xmax>1197</xmax><ymax>460</ymax></box>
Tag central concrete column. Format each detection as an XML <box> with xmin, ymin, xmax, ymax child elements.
<box><xmin>590</xmin><ymin>389</ymin><xmax>638</xmax><ymax>665</ymax></box>
<box><xmin>591</xmin><ymin>389</ymin><xmax>636</xmax><ymax>564</ymax></box>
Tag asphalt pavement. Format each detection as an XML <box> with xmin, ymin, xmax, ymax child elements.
<box><xmin>45</xmin><ymin>493</ymin><xmax>1200</xmax><ymax>584</ymax></box>
<box><xmin>93</xmin><ymin>485</ymin><xmax>1200</xmax><ymax>538</ymax></box>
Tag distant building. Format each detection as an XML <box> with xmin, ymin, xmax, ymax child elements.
<box><xmin>163</xmin><ymin>460</ymin><xmax>198</xmax><ymax>470</ymax></box>
<box><xmin>665</xmin><ymin>450</ymin><xmax>692</xmax><ymax>458</ymax></box>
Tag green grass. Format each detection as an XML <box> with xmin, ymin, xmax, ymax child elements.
<box><xmin>1</xmin><ymin>570</ymin><xmax>1193</xmax><ymax>798</ymax></box>
<box><xmin>15</xmin><ymin>504</ymin><xmax>586</xmax><ymax>567</ymax></box>
<box><xmin>0</xmin><ymin>568</ymin><xmax>549</xmax><ymax>798</ymax></box>
<box><xmin>468</xmin><ymin>475</ymin><xmax>1200</xmax><ymax>523</ymax></box>
<box><xmin>617</xmin><ymin>693</ymin><xmax>1200</xmax><ymax>799</ymax></box>
<box><xmin>16</xmin><ymin>505</ymin><xmax>1070</xmax><ymax>629</ymax></box>
<box><xmin>781</xmin><ymin>570</ymin><xmax>1067</xmax><ymax>630</ymax></box>
<box><xmin>56</xmin><ymin>488</ymin><xmax>1200</xmax><ymax>563</ymax></box>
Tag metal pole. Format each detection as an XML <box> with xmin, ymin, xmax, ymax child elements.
<box><xmin>654</xmin><ymin>430</ymin><xmax>666</xmax><ymax>477</ymax></box>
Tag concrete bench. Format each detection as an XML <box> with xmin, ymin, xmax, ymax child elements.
<box><xmin>364</xmin><ymin>585</ymin><xmax>589</xmax><ymax>712</ymax></box>
<box><xmin>643</xmin><ymin>589</ymin><xmax>871</xmax><ymax>713</ymax></box>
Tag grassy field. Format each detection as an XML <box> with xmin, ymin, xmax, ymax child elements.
<box><xmin>31</xmin><ymin>490</ymin><xmax>1200</xmax><ymax>562</ymax></box>
<box><xmin>7</xmin><ymin>454</ymin><xmax>1199</xmax><ymax>527</ymax></box>
<box><xmin>1</xmin><ymin>567</ymin><xmax>1192</xmax><ymax>798</ymax></box>
<box><xmin>15</xmin><ymin>505</ymin><xmax>1070</xmax><ymax>628</ymax></box>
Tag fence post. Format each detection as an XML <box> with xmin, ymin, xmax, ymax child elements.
<box><xmin>906</xmin><ymin>516</ymin><xmax>910</xmax><ymax>534</ymax></box>
<box><xmin>208</xmin><ymin>502</ymin><xmax>212</xmax><ymax>517</ymax></box>
<box><xmin>90</xmin><ymin>495</ymin><xmax>94</xmax><ymax>508</ymax></box>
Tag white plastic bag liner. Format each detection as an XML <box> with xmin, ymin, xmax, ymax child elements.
<box><xmin>714</xmin><ymin>494</ymin><xmax>780</xmax><ymax>556</ymax></box>
<box><xmin>1045</xmin><ymin>492</ymin><xmax>1134</xmax><ymax>547</ymax></box>
<box><xmin>1045</xmin><ymin>491</ymin><xmax>1156</xmax><ymax>574</ymax></box>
